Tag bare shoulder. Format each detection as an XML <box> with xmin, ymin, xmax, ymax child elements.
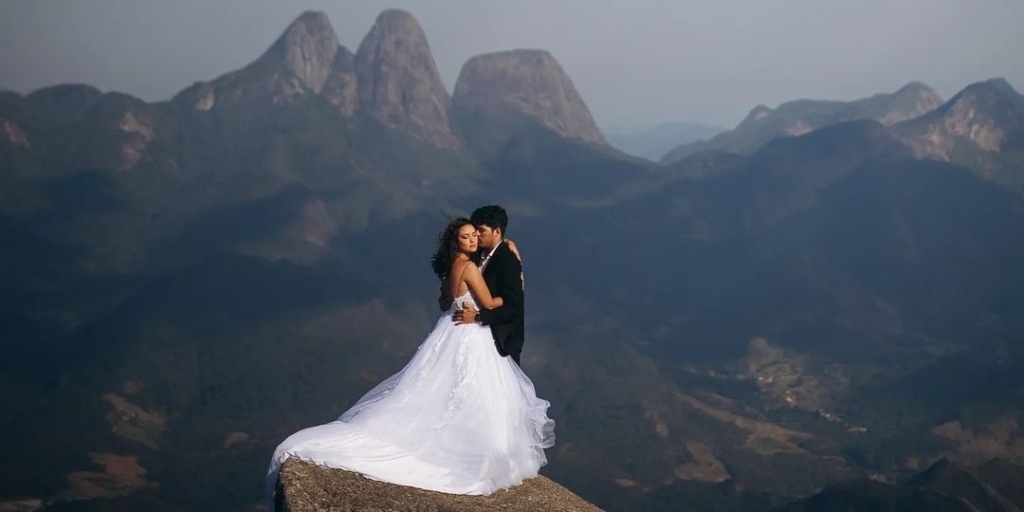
<box><xmin>452</xmin><ymin>258</ymin><xmax>481</xmax><ymax>278</ymax></box>
<box><xmin>449</xmin><ymin>258</ymin><xmax>472</xmax><ymax>277</ymax></box>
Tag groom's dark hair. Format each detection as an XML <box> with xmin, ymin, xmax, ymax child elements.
<box><xmin>470</xmin><ymin>205</ymin><xmax>508</xmax><ymax>234</ymax></box>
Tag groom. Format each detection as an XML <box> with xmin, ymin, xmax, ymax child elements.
<box><xmin>453</xmin><ymin>205</ymin><xmax>525</xmax><ymax>364</ymax></box>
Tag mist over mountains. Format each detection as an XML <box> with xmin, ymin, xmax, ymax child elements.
<box><xmin>2</xmin><ymin>8</ymin><xmax>1024</xmax><ymax>512</ymax></box>
<box><xmin>606</xmin><ymin>121</ymin><xmax>723</xmax><ymax>161</ymax></box>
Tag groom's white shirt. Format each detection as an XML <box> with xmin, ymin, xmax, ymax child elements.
<box><xmin>475</xmin><ymin>240</ymin><xmax>503</xmax><ymax>317</ymax></box>
<box><xmin>479</xmin><ymin>239</ymin><xmax>502</xmax><ymax>272</ymax></box>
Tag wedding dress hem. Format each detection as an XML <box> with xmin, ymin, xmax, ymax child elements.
<box><xmin>266</xmin><ymin>291</ymin><xmax>555</xmax><ymax>508</ymax></box>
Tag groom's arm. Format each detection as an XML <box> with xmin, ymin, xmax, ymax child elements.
<box><xmin>438</xmin><ymin>280</ymin><xmax>453</xmax><ymax>311</ymax></box>
<box><xmin>478</xmin><ymin>255</ymin><xmax>523</xmax><ymax>326</ymax></box>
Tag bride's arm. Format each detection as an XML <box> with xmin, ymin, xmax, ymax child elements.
<box><xmin>506</xmin><ymin>239</ymin><xmax>525</xmax><ymax>290</ymax></box>
<box><xmin>463</xmin><ymin>263</ymin><xmax>504</xmax><ymax>309</ymax></box>
<box><xmin>506</xmin><ymin>239</ymin><xmax>522</xmax><ymax>261</ymax></box>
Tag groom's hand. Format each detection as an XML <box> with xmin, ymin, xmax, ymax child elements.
<box><xmin>453</xmin><ymin>303</ymin><xmax>478</xmax><ymax>325</ymax></box>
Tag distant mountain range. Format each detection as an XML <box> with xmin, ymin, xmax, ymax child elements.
<box><xmin>661</xmin><ymin>82</ymin><xmax>944</xmax><ymax>164</ymax></box>
<box><xmin>2</xmin><ymin>9</ymin><xmax>1024</xmax><ymax>512</ymax></box>
<box><xmin>606</xmin><ymin>121</ymin><xmax>723</xmax><ymax>161</ymax></box>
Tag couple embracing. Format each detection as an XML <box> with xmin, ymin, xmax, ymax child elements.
<box><xmin>267</xmin><ymin>205</ymin><xmax>555</xmax><ymax>506</ymax></box>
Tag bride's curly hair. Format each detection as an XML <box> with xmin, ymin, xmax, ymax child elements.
<box><xmin>431</xmin><ymin>217</ymin><xmax>482</xmax><ymax>280</ymax></box>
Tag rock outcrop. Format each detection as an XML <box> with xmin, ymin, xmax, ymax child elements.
<box><xmin>275</xmin><ymin>458</ymin><xmax>601</xmax><ymax>512</ymax></box>
<box><xmin>322</xmin><ymin>50</ymin><xmax>359</xmax><ymax>116</ymax></box>
<box><xmin>453</xmin><ymin>49</ymin><xmax>606</xmax><ymax>146</ymax></box>
<box><xmin>355</xmin><ymin>9</ymin><xmax>459</xmax><ymax>149</ymax></box>
<box><xmin>894</xmin><ymin>78</ymin><xmax>1024</xmax><ymax>161</ymax></box>
<box><xmin>269</xmin><ymin>11</ymin><xmax>341</xmax><ymax>95</ymax></box>
<box><xmin>113</xmin><ymin>110</ymin><xmax>155</xmax><ymax>171</ymax></box>
<box><xmin>1</xmin><ymin>118</ymin><xmax>30</xmax><ymax>148</ymax></box>
<box><xmin>64</xmin><ymin>93</ymin><xmax>164</xmax><ymax>173</ymax></box>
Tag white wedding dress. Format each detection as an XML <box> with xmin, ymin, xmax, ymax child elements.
<box><xmin>266</xmin><ymin>291</ymin><xmax>555</xmax><ymax>504</ymax></box>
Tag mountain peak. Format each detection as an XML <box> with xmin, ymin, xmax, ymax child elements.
<box><xmin>982</xmin><ymin>77</ymin><xmax>1018</xmax><ymax>94</ymax></box>
<box><xmin>954</xmin><ymin>78</ymin><xmax>1024</xmax><ymax>109</ymax></box>
<box><xmin>893</xmin><ymin>78</ymin><xmax>1024</xmax><ymax>163</ymax></box>
<box><xmin>372</xmin><ymin>8</ymin><xmax>421</xmax><ymax>31</ymax></box>
<box><xmin>172</xmin><ymin>11</ymin><xmax>357</xmax><ymax>112</ymax></box>
<box><xmin>355</xmin><ymin>8</ymin><xmax>458</xmax><ymax>149</ymax></box>
<box><xmin>265</xmin><ymin>10</ymin><xmax>341</xmax><ymax>94</ymax></box>
<box><xmin>24</xmin><ymin>84</ymin><xmax>104</xmax><ymax>127</ymax></box>
<box><xmin>453</xmin><ymin>49</ymin><xmax>606</xmax><ymax>146</ymax></box>
<box><xmin>863</xmin><ymin>81</ymin><xmax>943</xmax><ymax>125</ymax></box>
<box><xmin>939</xmin><ymin>77</ymin><xmax>1022</xmax><ymax>126</ymax></box>
<box><xmin>889</xmin><ymin>81</ymin><xmax>943</xmax><ymax>109</ymax></box>
<box><xmin>289</xmin><ymin>10</ymin><xmax>334</xmax><ymax>34</ymax></box>
<box><xmin>895</xmin><ymin>81</ymin><xmax>936</xmax><ymax>95</ymax></box>
<box><xmin>740</xmin><ymin>105</ymin><xmax>774</xmax><ymax>126</ymax></box>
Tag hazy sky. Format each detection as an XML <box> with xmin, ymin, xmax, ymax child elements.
<box><xmin>1</xmin><ymin>0</ymin><xmax>1022</xmax><ymax>131</ymax></box>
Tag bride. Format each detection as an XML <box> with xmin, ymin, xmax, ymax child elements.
<box><xmin>266</xmin><ymin>217</ymin><xmax>555</xmax><ymax>505</ymax></box>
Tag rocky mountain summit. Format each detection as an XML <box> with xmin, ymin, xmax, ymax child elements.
<box><xmin>662</xmin><ymin>82</ymin><xmax>943</xmax><ymax>163</ymax></box>
<box><xmin>887</xmin><ymin>78</ymin><xmax>1024</xmax><ymax>190</ymax></box>
<box><xmin>173</xmin><ymin>11</ymin><xmax>358</xmax><ymax>114</ymax></box>
<box><xmin>172</xmin><ymin>11</ymin><xmax>605</xmax><ymax>151</ymax></box>
<box><xmin>355</xmin><ymin>9</ymin><xmax>459</xmax><ymax>149</ymax></box>
<box><xmin>895</xmin><ymin>78</ymin><xmax>1024</xmax><ymax>160</ymax></box>
<box><xmin>275</xmin><ymin>458</ymin><xmax>601</xmax><ymax>512</ymax></box>
<box><xmin>271</xmin><ymin>11</ymin><xmax>344</xmax><ymax>95</ymax></box>
<box><xmin>454</xmin><ymin>49</ymin><xmax>607</xmax><ymax>146</ymax></box>
<box><xmin>173</xmin><ymin>9</ymin><xmax>458</xmax><ymax>148</ymax></box>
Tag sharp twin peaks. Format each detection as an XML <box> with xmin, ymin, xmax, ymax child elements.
<box><xmin>174</xmin><ymin>9</ymin><xmax>607</xmax><ymax>150</ymax></box>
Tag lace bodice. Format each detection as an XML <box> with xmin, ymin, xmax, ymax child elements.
<box><xmin>449</xmin><ymin>291</ymin><xmax>478</xmax><ymax>313</ymax></box>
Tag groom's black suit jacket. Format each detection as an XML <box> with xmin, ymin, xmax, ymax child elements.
<box><xmin>479</xmin><ymin>241</ymin><xmax>525</xmax><ymax>364</ymax></box>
